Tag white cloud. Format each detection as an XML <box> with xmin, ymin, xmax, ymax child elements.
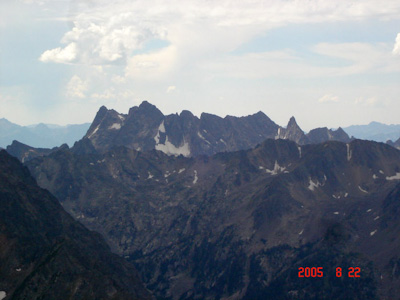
<box><xmin>126</xmin><ymin>45</ymin><xmax>177</xmax><ymax>79</ymax></box>
<box><xmin>90</xmin><ymin>88</ymin><xmax>136</xmax><ymax>101</ymax></box>
<box><xmin>4</xmin><ymin>0</ymin><xmax>398</xmax><ymax>129</ymax></box>
<box><xmin>39</xmin><ymin>9</ymin><xmax>167</xmax><ymax>65</ymax></box>
<box><xmin>393</xmin><ymin>33</ymin><xmax>400</xmax><ymax>55</ymax></box>
<box><xmin>318</xmin><ymin>94</ymin><xmax>339</xmax><ymax>103</ymax></box>
<box><xmin>166</xmin><ymin>86</ymin><xmax>176</xmax><ymax>93</ymax></box>
<box><xmin>22</xmin><ymin>0</ymin><xmax>47</xmax><ymax>4</ymax></box>
<box><xmin>354</xmin><ymin>97</ymin><xmax>378</xmax><ymax>106</ymax></box>
<box><xmin>112</xmin><ymin>75</ymin><xmax>126</xmax><ymax>84</ymax></box>
<box><xmin>91</xmin><ymin>89</ymin><xmax>116</xmax><ymax>100</ymax></box>
<box><xmin>196</xmin><ymin>42</ymin><xmax>400</xmax><ymax>81</ymax></box>
<box><xmin>66</xmin><ymin>75</ymin><xmax>88</xmax><ymax>98</ymax></box>
<box><xmin>38</xmin><ymin>0</ymin><xmax>400</xmax><ymax>67</ymax></box>
<box><xmin>313</xmin><ymin>42</ymin><xmax>400</xmax><ymax>75</ymax></box>
<box><xmin>40</xmin><ymin>42</ymin><xmax>78</xmax><ymax>63</ymax></box>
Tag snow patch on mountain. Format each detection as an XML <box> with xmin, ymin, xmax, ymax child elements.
<box><xmin>156</xmin><ymin>136</ymin><xmax>191</xmax><ymax>157</ymax></box>
<box><xmin>88</xmin><ymin>125</ymin><xmax>100</xmax><ymax>139</ymax></box>
<box><xmin>358</xmin><ymin>186</ymin><xmax>368</xmax><ymax>193</ymax></box>
<box><xmin>386</xmin><ymin>172</ymin><xmax>400</xmax><ymax>180</ymax></box>
<box><xmin>193</xmin><ymin>170</ymin><xmax>198</xmax><ymax>184</ymax></box>
<box><xmin>109</xmin><ymin>123</ymin><xmax>121</xmax><ymax>130</ymax></box>
<box><xmin>265</xmin><ymin>161</ymin><xmax>286</xmax><ymax>175</ymax></box>
<box><xmin>159</xmin><ymin>120</ymin><xmax>166</xmax><ymax>133</ymax></box>
<box><xmin>346</xmin><ymin>144</ymin><xmax>352</xmax><ymax>161</ymax></box>
<box><xmin>308</xmin><ymin>178</ymin><xmax>321</xmax><ymax>191</ymax></box>
<box><xmin>0</xmin><ymin>292</ymin><xmax>6</xmax><ymax>300</ymax></box>
<box><xmin>275</xmin><ymin>128</ymin><xmax>281</xmax><ymax>139</ymax></box>
<box><xmin>197</xmin><ymin>131</ymin><xmax>210</xmax><ymax>144</ymax></box>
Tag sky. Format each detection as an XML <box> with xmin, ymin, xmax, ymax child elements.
<box><xmin>0</xmin><ymin>0</ymin><xmax>400</xmax><ymax>131</ymax></box>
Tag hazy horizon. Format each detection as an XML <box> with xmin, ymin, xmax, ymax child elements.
<box><xmin>2</xmin><ymin>101</ymin><xmax>400</xmax><ymax>133</ymax></box>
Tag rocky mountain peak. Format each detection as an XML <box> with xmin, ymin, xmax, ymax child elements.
<box><xmin>277</xmin><ymin>116</ymin><xmax>308</xmax><ymax>144</ymax></box>
<box><xmin>139</xmin><ymin>100</ymin><xmax>154</xmax><ymax>108</ymax></box>
<box><xmin>86</xmin><ymin>106</ymin><xmax>111</xmax><ymax>133</ymax></box>
<box><xmin>71</xmin><ymin>137</ymin><xmax>97</xmax><ymax>155</ymax></box>
<box><xmin>287</xmin><ymin>116</ymin><xmax>298</xmax><ymax>127</ymax></box>
<box><xmin>6</xmin><ymin>140</ymin><xmax>66</xmax><ymax>162</ymax></box>
<box><xmin>307</xmin><ymin>127</ymin><xmax>351</xmax><ymax>144</ymax></box>
<box><xmin>180</xmin><ymin>109</ymin><xmax>195</xmax><ymax>119</ymax></box>
<box><xmin>334</xmin><ymin>127</ymin><xmax>351</xmax><ymax>141</ymax></box>
<box><xmin>85</xmin><ymin>106</ymin><xmax>122</xmax><ymax>140</ymax></box>
<box><xmin>136</xmin><ymin>100</ymin><xmax>163</xmax><ymax>115</ymax></box>
<box><xmin>95</xmin><ymin>105</ymin><xmax>109</xmax><ymax>120</ymax></box>
<box><xmin>127</xmin><ymin>101</ymin><xmax>164</xmax><ymax>123</ymax></box>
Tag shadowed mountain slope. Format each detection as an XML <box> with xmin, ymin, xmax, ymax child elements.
<box><xmin>26</xmin><ymin>139</ymin><xmax>400</xmax><ymax>299</ymax></box>
<box><xmin>0</xmin><ymin>150</ymin><xmax>152</xmax><ymax>300</ymax></box>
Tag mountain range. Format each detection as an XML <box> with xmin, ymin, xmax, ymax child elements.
<box><xmin>83</xmin><ymin>101</ymin><xmax>351</xmax><ymax>157</ymax></box>
<box><xmin>5</xmin><ymin>102</ymin><xmax>354</xmax><ymax>164</ymax></box>
<box><xmin>0</xmin><ymin>118</ymin><xmax>90</xmax><ymax>149</ymax></box>
<box><xmin>2</xmin><ymin>104</ymin><xmax>400</xmax><ymax>153</ymax></box>
<box><xmin>343</xmin><ymin>122</ymin><xmax>400</xmax><ymax>143</ymax></box>
<box><xmin>25</xmin><ymin>136</ymin><xmax>400</xmax><ymax>299</ymax></box>
<box><xmin>3</xmin><ymin>101</ymin><xmax>400</xmax><ymax>299</ymax></box>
